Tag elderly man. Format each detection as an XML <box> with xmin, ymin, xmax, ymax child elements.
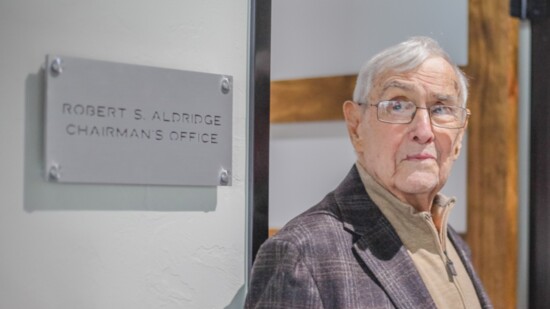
<box><xmin>245</xmin><ymin>37</ymin><xmax>492</xmax><ymax>308</ymax></box>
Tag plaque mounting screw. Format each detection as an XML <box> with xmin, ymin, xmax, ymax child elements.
<box><xmin>220</xmin><ymin>77</ymin><xmax>231</xmax><ymax>94</ymax></box>
<box><xmin>50</xmin><ymin>57</ymin><xmax>63</xmax><ymax>76</ymax></box>
<box><xmin>219</xmin><ymin>169</ymin><xmax>230</xmax><ymax>185</ymax></box>
<box><xmin>48</xmin><ymin>163</ymin><xmax>61</xmax><ymax>181</ymax></box>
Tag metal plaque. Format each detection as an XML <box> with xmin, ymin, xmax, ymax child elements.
<box><xmin>45</xmin><ymin>55</ymin><xmax>233</xmax><ymax>186</ymax></box>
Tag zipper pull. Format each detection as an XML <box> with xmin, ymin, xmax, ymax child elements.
<box><xmin>444</xmin><ymin>250</ymin><xmax>457</xmax><ymax>277</ymax></box>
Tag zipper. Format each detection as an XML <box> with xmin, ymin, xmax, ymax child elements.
<box><xmin>423</xmin><ymin>212</ymin><xmax>467</xmax><ymax>308</ymax></box>
<box><xmin>423</xmin><ymin>213</ymin><xmax>457</xmax><ymax>280</ymax></box>
<box><xmin>444</xmin><ymin>250</ymin><xmax>458</xmax><ymax>278</ymax></box>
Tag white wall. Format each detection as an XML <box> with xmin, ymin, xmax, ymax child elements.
<box><xmin>271</xmin><ymin>0</ymin><xmax>468</xmax><ymax>81</ymax></box>
<box><xmin>0</xmin><ymin>1</ymin><xmax>248</xmax><ymax>308</ymax></box>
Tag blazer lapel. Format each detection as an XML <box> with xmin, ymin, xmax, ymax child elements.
<box><xmin>335</xmin><ymin>166</ymin><xmax>437</xmax><ymax>309</ymax></box>
<box><xmin>352</xmin><ymin>215</ymin><xmax>437</xmax><ymax>309</ymax></box>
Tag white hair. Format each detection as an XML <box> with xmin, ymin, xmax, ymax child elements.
<box><xmin>353</xmin><ymin>36</ymin><xmax>469</xmax><ymax>107</ymax></box>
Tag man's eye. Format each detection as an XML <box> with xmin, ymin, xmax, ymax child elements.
<box><xmin>432</xmin><ymin>105</ymin><xmax>453</xmax><ymax>115</ymax></box>
<box><xmin>391</xmin><ymin>102</ymin><xmax>403</xmax><ymax>111</ymax></box>
<box><xmin>388</xmin><ymin>101</ymin><xmax>412</xmax><ymax>113</ymax></box>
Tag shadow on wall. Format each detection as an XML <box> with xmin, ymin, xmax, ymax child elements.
<box><xmin>23</xmin><ymin>72</ymin><xmax>218</xmax><ymax>212</ymax></box>
<box><xmin>224</xmin><ymin>284</ymin><xmax>245</xmax><ymax>309</ymax></box>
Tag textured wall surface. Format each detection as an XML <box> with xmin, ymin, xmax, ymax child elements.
<box><xmin>0</xmin><ymin>1</ymin><xmax>248</xmax><ymax>308</ymax></box>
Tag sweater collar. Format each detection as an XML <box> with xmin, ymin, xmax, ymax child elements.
<box><xmin>355</xmin><ymin>162</ymin><xmax>455</xmax><ymax>246</ymax></box>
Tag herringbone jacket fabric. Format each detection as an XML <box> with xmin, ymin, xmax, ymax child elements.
<box><xmin>245</xmin><ymin>166</ymin><xmax>492</xmax><ymax>309</ymax></box>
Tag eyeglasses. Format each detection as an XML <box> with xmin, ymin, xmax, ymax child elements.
<box><xmin>358</xmin><ymin>100</ymin><xmax>470</xmax><ymax>129</ymax></box>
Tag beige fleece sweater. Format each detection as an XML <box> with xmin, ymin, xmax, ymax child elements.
<box><xmin>357</xmin><ymin>163</ymin><xmax>481</xmax><ymax>309</ymax></box>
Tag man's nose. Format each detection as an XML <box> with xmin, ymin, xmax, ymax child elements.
<box><xmin>409</xmin><ymin>108</ymin><xmax>435</xmax><ymax>144</ymax></box>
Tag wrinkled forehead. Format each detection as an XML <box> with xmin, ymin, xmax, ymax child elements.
<box><xmin>378</xmin><ymin>79</ymin><xmax>459</xmax><ymax>103</ymax></box>
<box><xmin>369</xmin><ymin>59</ymin><xmax>461</xmax><ymax>102</ymax></box>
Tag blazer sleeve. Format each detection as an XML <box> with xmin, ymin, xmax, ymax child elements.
<box><xmin>245</xmin><ymin>238</ymin><xmax>324</xmax><ymax>309</ymax></box>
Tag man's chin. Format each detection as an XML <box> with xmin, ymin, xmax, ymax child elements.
<box><xmin>396</xmin><ymin>172</ymin><xmax>439</xmax><ymax>195</ymax></box>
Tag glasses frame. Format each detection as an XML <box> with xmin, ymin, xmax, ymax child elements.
<box><xmin>357</xmin><ymin>101</ymin><xmax>471</xmax><ymax>129</ymax></box>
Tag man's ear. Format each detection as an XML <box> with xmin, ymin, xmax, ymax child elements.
<box><xmin>453</xmin><ymin>130</ymin><xmax>465</xmax><ymax>160</ymax></box>
<box><xmin>343</xmin><ymin>100</ymin><xmax>364</xmax><ymax>153</ymax></box>
<box><xmin>452</xmin><ymin>117</ymin><xmax>469</xmax><ymax>160</ymax></box>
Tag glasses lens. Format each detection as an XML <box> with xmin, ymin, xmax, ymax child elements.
<box><xmin>373</xmin><ymin>101</ymin><xmax>468</xmax><ymax>128</ymax></box>
<box><xmin>429</xmin><ymin>105</ymin><xmax>467</xmax><ymax>128</ymax></box>
<box><xmin>377</xmin><ymin>101</ymin><xmax>415</xmax><ymax>123</ymax></box>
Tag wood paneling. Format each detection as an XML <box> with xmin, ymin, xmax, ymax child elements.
<box><xmin>462</xmin><ymin>1</ymin><xmax>518</xmax><ymax>308</ymax></box>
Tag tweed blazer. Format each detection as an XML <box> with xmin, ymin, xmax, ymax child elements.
<box><xmin>245</xmin><ymin>166</ymin><xmax>493</xmax><ymax>309</ymax></box>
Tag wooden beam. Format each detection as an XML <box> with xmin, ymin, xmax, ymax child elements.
<box><xmin>462</xmin><ymin>1</ymin><xmax>519</xmax><ymax>308</ymax></box>
<box><xmin>270</xmin><ymin>75</ymin><xmax>355</xmax><ymax>123</ymax></box>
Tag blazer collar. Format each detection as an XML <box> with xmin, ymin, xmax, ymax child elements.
<box><xmin>334</xmin><ymin>166</ymin><xmax>437</xmax><ymax>309</ymax></box>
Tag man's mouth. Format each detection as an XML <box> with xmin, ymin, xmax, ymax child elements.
<box><xmin>405</xmin><ymin>153</ymin><xmax>436</xmax><ymax>161</ymax></box>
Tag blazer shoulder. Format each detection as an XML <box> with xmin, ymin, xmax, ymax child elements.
<box><xmin>271</xmin><ymin>191</ymin><xmax>345</xmax><ymax>244</ymax></box>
